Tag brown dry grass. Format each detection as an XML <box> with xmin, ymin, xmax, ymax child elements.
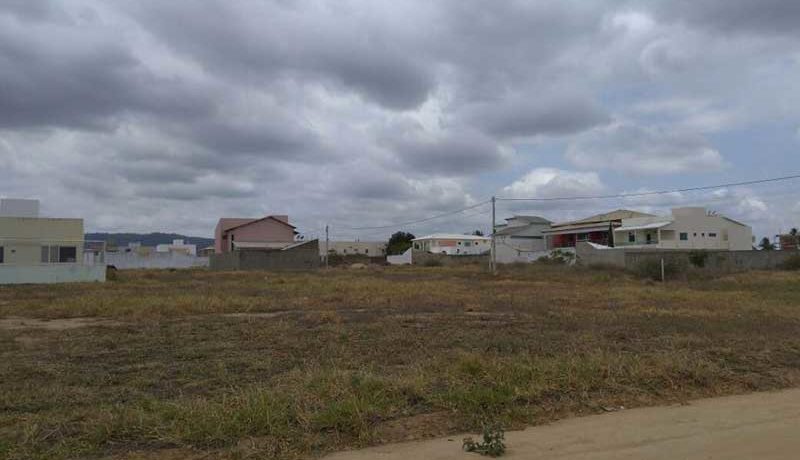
<box><xmin>1</xmin><ymin>265</ymin><xmax>800</xmax><ymax>459</ymax></box>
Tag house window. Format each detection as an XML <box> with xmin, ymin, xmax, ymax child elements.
<box><xmin>701</xmin><ymin>233</ymin><xmax>705</xmax><ymax>237</ymax></box>
<box><xmin>365</xmin><ymin>249</ymin><xmax>369</xmax><ymax>254</ymax></box>
<box><xmin>628</xmin><ymin>232</ymin><xmax>635</xmax><ymax>243</ymax></box>
<box><xmin>680</xmin><ymin>233</ymin><xmax>688</xmax><ymax>241</ymax></box>
<box><xmin>40</xmin><ymin>245</ymin><xmax>78</xmax><ymax>263</ymax></box>
<box><xmin>577</xmin><ymin>233</ymin><xmax>588</xmax><ymax>241</ymax></box>
<box><xmin>0</xmin><ymin>246</ymin><xmax>4</xmax><ymax>263</ymax></box>
<box><xmin>413</xmin><ymin>243</ymin><xmax>420</xmax><ymax>250</ymax></box>
<box><xmin>59</xmin><ymin>246</ymin><xmax>77</xmax><ymax>263</ymax></box>
<box><xmin>709</xmin><ymin>233</ymin><xmax>717</xmax><ymax>238</ymax></box>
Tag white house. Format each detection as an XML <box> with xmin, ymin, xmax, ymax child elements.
<box><xmin>412</xmin><ymin>233</ymin><xmax>490</xmax><ymax>255</ymax></box>
<box><xmin>613</xmin><ymin>207</ymin><xmax>754</xmax><ymax>251</ymax></box>
<box><xmin>494</xmin><ymin>215</ymin><xmax>552</xmax><ymax>263</ymax></box>
<box><xmin>155</xmin><ymin>239</ymin><xmax>197</xmax><ymax>256</ymax></box>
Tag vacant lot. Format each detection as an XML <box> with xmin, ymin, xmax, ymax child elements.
<box><xmin>2</xmin><ymin>265</ymin><xmax>800</xmax><ymax>459</ymax></box>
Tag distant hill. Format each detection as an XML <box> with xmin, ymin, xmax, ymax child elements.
<box><xmin>85</xmin><ymin>232</ymin><xmax>214</xmax><ymax>249</ymax></box>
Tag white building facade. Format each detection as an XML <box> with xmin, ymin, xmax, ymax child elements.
<box><xmin>155</xmin><ymin>239</ymin><xmax>197</xmax><ymax>256</ymax></box>
<box><xmin>412</xmin><ymin>234</ymin><xmax>491</xmax><ymax>255</ymax></box>
<box><xmin>613</xmin><ymin>207</ymin><xmax>754</xmax><ymax>251</ymax></box>
<box><xmin>494</xmin><ymin>215</ymin><xmax>552</xmax><ymax>263</ymax></box>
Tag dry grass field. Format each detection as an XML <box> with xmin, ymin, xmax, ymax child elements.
<box><xmin>2</xmin><ymin>265</ymin><xmax>800</xmax><ymax>459</ymax></box>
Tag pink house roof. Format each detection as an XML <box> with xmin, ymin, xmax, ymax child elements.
<box><xmin>220</xmin><ymin>216</ymin><xmax>296</xmax><ymax>235</ymax></box>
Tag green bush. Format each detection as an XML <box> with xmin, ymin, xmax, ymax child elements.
<box><xmin>780</xmin><ymin>255</ymin><xmax>800</xmax><ymax>271</ymax></box>
<box><xmin>463</xmin><ymin>426</ymin><xmax>506</xmax><ymax>457</ymax></box>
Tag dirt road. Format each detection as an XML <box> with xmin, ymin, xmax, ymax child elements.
<box><xmin>325</xmin><ymin>389</ymin><xmax>800</xmax><ymax>460</ymax></box>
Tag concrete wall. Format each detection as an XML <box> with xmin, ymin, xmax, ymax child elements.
<box><xmin>106</xmin><ymin>252</ymin><xmax>209</xmax><ymax>270</ymax></box>
<box><xmin>210</xmin><ymin>239</ymin><xmax>320</xmax><ymax>271</ymax></box>
<box><xmin>625</xmin><ymin>250</ymin><xmax>797</xmax><ymax>273</ymax></box>
<box><xmin>0</xmin><ymin>264</ymin><xmax>106</xmax><ymax>284</ymax></box>
<box><xmin>387</xmin><ymin>248</ymin><xmax>412</xmax><ymax>265</ymax></box>
<box><xmin>576</xmin><ymin>242</ymin><xmax>797</xmax><ymax>273</ymax></box>
<box><xmin>575</xmin><ymin>243</ymin><xmax>628</xmax><ymax>268</ymax></box>
<box><xmin>322</xmin><ymin>241</ymin><xmax>387</xmax><ymax>257</ymax></box>
<box><xmin>411</xmin><ymin>250</ymin><xmax>488</xmax><ymax>267</ymax></box>
<box><xmin>495</xmin><ymin>237</ymin><xmax>548</xmax><ymax>263</ymax></box>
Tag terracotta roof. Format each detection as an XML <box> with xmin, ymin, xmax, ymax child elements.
<box><xmin>222</xmin><ymin>215</ymin><xmax>296</xmax><ymax>234</ymax></box>
<box><xmin>506</xmin><ymin>215</ymin><xmax>552</xmax><ymax>225</ymax></box>
<box><xmin>551</xmin><ymin>209</ymin><xmax>655</xmax><ymax>228</ymax></box>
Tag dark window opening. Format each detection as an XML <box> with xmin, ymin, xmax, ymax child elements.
<box><xmin>680</xmin><ymin>233</ymin><xmax>688</xmax><ymax>241</ymax></box>
<box><xmin>59</xmin><ymin>246</ymin><xmax>77</xmax><ymax>263</ymax></box>
<box><xmin>0</xmin><ymin>246</ymin><xmax>4</xmax><ymax>263</ymax></box>
<box><xmin>628</xmin><ymin>232</ymin><xmax>635</xmax><ymax>243</ymax></box>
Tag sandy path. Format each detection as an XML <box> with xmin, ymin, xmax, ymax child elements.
<box><xmin>325</xmin><ymin>388</ymin><xmax>800</xmax><ymax>460</ymax></box>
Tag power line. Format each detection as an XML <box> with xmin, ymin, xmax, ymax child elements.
<box><xmin>496</xmin><ymin>173</ymin><xmax>800</xmax><ymax>202</ymax></box>
<box><xmin>344</xmin><ymin>200</ymin><xmax>491</xmax><ymax>230</ymax></box>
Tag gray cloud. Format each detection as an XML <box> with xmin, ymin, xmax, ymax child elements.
<box><xmin>462</xmin><ymin>92</ymin><xmax>610</xmax><ymax>138</ymax></box>
<box><xmin>124</xmin><ymin>1</ymin><xmax>434</xmax><ymax>110</ymax></box>
<box><xmin>380</xmin><ymin>123</ymin><xmax>510</xmax><ymax>176</ymax></box>
<box><xmin>566</xmin><ymin>123</ymin><xmax>725</xmax><ymax>175</ymax></box>
<box><xmin>0</xmin><ymin>11</ymin><xmax>215</xmax><ymax>131</ymax></box>
<box><xmin>1</xmin><ymin>0</ymin><xmax>799</xmax><ymax>238</ymax></box>
<box><xmin>650</xmin><ymin>0</ymin><xmax>800</xmax><ymax>35</ymax></box>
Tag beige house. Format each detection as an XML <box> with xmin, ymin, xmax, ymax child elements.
<box><xmin>613</xmin><ymin>207</ymin><xmax>754</xmax><ymax>251</ymax></box>
<box><xmin>0</xmin><ymin>199</ymin><xmax>105</xmax><ymax>284</ymax></box>
<box><xmin>0</xmin><ymin>216</ymin><xmax>85</xmax><ymax>265</ymax></box>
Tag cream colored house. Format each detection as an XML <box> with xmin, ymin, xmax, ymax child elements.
<box><xmin>0</xmin><ymin>199</ymin><xmax>105</xmax><ymax>284</ymax></box>
<box><xmin>0</xmin><ymin>216</ymin><xmax>85</xmax><ymax>265</ymax></box>
<box><xmin>613</xmin><ymin>207</ymin><xmax>754</xmax><ymax>251</ymax></box>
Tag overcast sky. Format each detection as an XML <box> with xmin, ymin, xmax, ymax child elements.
<box><xmin>1</xmin><ymin>0</ymin><xmax>799</xmax><ymax>240</ymax></box>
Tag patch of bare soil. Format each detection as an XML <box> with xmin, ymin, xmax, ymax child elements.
<box><xmin>0</xmin><ymin>316</ymin><xmax>123</xmax><ymax>331</ymax></box>
<box><xmin>325</xmin><ymin>388</ymin><xmax>800</xmax><ymax>460</ymax></box>
<box><xmin>221</xmin><ymin>312</ymin><xmax>287</xmax><ymax>319</ymax></box>
<box><xmin>374</xmin><ymin>411</ymin><xmax>460</xmax><ymax>443</ymax></box>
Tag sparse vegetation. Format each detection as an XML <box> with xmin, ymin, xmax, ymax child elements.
<box><xmin>2</xmin><ymin>266</ymin><xmax>800</xmax><ymax>459</ymax></box>
<box><xmin>780</xmin><ymin>255</ymin><xmax>800</xmax><ymax>271</ymax></box>
<box><xmin>463</xmin><ymin>426</ymin><xmax>506</xmax><ymax>457</ymax></box>
<box><xmin>632</xmin><ymin>257</ymin><xmax>687</xmax><ymax>281</ymax></box>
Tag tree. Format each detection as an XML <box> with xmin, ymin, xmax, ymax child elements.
<box><xmin>472</xmin><ymin>230</ymin><xmax>484</xmax><ymax>236</ymax></box>
<box><xmin>759</xmin><ymin>237</ymin><xmax>776</xmax><ymax>251</ymax></box>
<box><xmin>790</xmin><ymin>228</ymin><xmax>798</xmax><ymax>237</ymax></box>
<box><xmin>386</xmin><ymin>231</ymin><xmax>415</xmax><ymax>255</ymax></box>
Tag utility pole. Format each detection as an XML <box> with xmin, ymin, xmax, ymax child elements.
<box><xmin>325</xmin><ymin>225</ymin><xmax>330</xmax><ymax>269</ymax></box>
<box><xmin>491</xmin><ymin>196</ymin><xmax>497</xmax><ymax>274</ymax></box>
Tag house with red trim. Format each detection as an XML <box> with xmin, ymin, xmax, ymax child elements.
<box><xmin>543</xmin><ymin>209</ymin><xmax>655</xmax><ymax>249</ymax></box>
<box><xmin>214</xmin><ymin>215</ymin><xmax>296</xmax><ymax>254</ymax></box>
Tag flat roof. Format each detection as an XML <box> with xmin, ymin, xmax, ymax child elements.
<box><xmin>413</xmin><ymin>233</ymin><xmax>491</xmax><ymax>241</ymax></box>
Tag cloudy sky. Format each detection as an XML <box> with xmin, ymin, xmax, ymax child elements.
<box><xmin>1</xmin><ymin>0</ymin><xmax>799</xmax><ymax>241</ymax></box>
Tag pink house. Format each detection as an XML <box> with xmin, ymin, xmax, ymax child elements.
<box><xmin>214</xmin><ymin>215</ymin><xmax>296</xmax><ymax>254</ymax></box>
